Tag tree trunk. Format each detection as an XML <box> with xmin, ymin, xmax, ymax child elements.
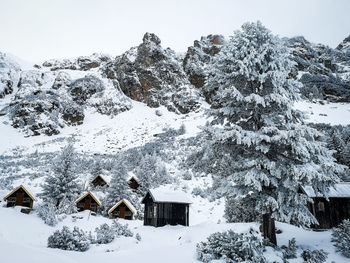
<box><xmin>263</xmin><ymin>213</ymin><xmax>277</xmax><ymax>246</ymax></box>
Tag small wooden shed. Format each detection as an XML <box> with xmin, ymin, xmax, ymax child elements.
<box><xmin>128</xmin><ymin>176</ymin><xmax>140</xmax><ymax>190</ymax></box>
<box><xmin>91</xmin><ymin>174</ymin><xmax>109</xmax><ymax>187</ymax></box>
<box><xmin>108</xmin><ymin>199</ymin><xmax>136</xmax><ymax>220</ymax></box>
<box><xmin>75</xmin><ymin>192</ymin><xmax>101</xmax><ymax>213</ymax></box>
<box><xmin>301</xmin><ymin>183</ymin><xmax>350</xmax><ymax>229</ymax></box>
<box><xmin>142</xmin><ymin>188</ymin><xmax>191</xmax><ymax>227</ymax></box>
<box><xmin>3</xmin><ymin>185</ymin><xmax>35</xmax><ymax>209</ymax></box>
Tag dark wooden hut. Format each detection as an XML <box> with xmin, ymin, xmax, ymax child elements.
<box><xmin>75</xmin><ymin>192</ymin><xmax>101</xmax><ymax>213</ymax></box>
<box><xmin>108</xmin><ymin>199</ymin><xmax>136</xmax><ymax>220</ymax></box>
<box><xmin>301</xmin><ymin>183</ymin><xmax>350</xmax><ymax>229</ymax></box>
<box><xmin>3</xmin><ymin>185</ymin><xmax>35</xmax><ymax>209</ymax></box>
<box><xmin>141</xmin><ymin>188</ymin><xmax>191</xmax><ymax>227</ymax></box>
<box><xmin>128</xmin><ymin>176</ymin><xmax>140</xmax><ymax>190</ymax></box>
<box><xmin>91</xmin><ymin>174</ymin><xmax>109</xmax><ymax>187</ymax></box>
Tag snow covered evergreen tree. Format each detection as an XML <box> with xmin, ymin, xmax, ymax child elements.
<box><xmin>200</xmin><ymin>21</ymin><xmax>341</xmax><ymax>245</ymax></box>
<box><xmin>40</xmin><ymin>144</ymin><xmax>80</xmax><ymax>208</ymax></box>
<box><xmin>104</xmin><ymin>166</ymin><xmax>130</xmax><ymax>211</ymax></box>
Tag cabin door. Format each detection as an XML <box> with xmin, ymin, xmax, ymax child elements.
<box><xmin>84</xmin><ymin>198</ymin><xmax>91</xmax><ymax>210</ymax></box>
<box><xmin>120</xmin><ymin>207</ymin><xmax>125</xmax><ymax>218</ymax></box>
<box><xmin>16</xmin><ymin>193</ymin><xmax>24</xmax><ymax>206</ymax></box>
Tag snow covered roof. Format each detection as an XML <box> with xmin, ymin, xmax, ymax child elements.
<box><xmin>75</xmin><ymin>191</ymin><xmax>102</xmax><ymax>206</ymax></box>
<box><xmin>142</xmin><ymin>187</ymin><xmax>192</xmax><ymax>204</ymax></box>
<box><xmin>90</xmin><ymin>174</ymin><xmax>109</xmax><ymax>185</ymax></box>
<box><xmin>108</xmin><ymin>199</ymin><xmax>136</xmax><ymax>214</ymax></box>
<box><xmin>3</xmin><ymin>185</ymin><xmax>36</xmax><ymax>201</ymax></box>
<box><xmin>127</xmin><ymin>174</ymin><xmax>139</xmax><ymax>183</ymax></box>
<box><xmin>301</xmin><ymin>183</ymin><xmax>350</xmax><ymax>198</ymax></box>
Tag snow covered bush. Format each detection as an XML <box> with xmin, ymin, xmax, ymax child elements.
<box><xmin>36</xmin><ymin>203</ymin><xmax>58</xmax><ymax>226</ymax></box>
<box><xmin>135</xmin><ymin>233</ymin><xmax>142</xmax><ymax>241</ymax></box>
<box><xmin>196</xmin><ymin>228</ymin><xmax>267</xmax><ymax>263</ymax></box>
<box><xmin>281</xmin><ymin>238</ymin><xmax>297</xmax><ymax>259</ymax></box>
<box><xmin>112</xmin><ymin>220</ymin><xmax>134</xmax><ymax>237</ymax></box>
<box><xmin>224</xmin><ymin>195</ymin><xmax>259</xmax><ymax>223</ymax></box>
<box><xmin>301</xmin><ymin>249</ymin><xmax>328</xmax><ymax>263</ymax></box>
<box><xmin>94</xmin><ymin>223</ymin><xmax>115</xmax><ymax>244</ymax></box>
<box><xmin>47</xmin><ymin>226</ymin><xmax>90</xmax><ymax>252</ymax></box>
<box><xmin>331</xmin><ymin>219</ymin><xmax>350</xmax><ymax>258</ymax></box>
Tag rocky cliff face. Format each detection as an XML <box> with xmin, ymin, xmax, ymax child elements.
<box><xmin>1</xmin><ymin>32</ymin><xmax>350</xmax><ymax>136</ymax></box>
<box><xmin>287</xmin><ymin>36</ymin><xmax>350</xmax><ymax>102</ymax></box>
<box><xmin>102</xmin><ymin>33</ymin><xmax>201</xmax><ymax>114</ymax></box>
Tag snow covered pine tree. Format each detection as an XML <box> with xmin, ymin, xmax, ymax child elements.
<box><xmin>202</xmin><ymin>21</ymin><xmax>342</xmax><ymax>245</ymax></box>
<box><xmin>40</xmin><ymin>144</ymin><xmax>80</xmax><ymax>208</ymax></box>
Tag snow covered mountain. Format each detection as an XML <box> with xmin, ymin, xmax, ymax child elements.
<box><xmin>1</xmin><ymin>30</ymin><xmax>350</xmax><ymax>263</ymax></box>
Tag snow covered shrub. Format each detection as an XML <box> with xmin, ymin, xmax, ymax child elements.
<box><xmin>196</xmin><ymin>228</ymin><xmax>267</xmax><ymax>263</ymax></box>
<box><xmin>331</xmin><ymin>219</ymin><xmax>350</xmax><ymax>258</ymax></box>
<box><xmin>224</xmin><ymin>195</ymin><xmax>259</xmax><ymax>223</ymax></box>
<box><xmin>301</xmin><ymin>249</ymin><xmax>328</xmax><ymax>263</ymax></box>
<box><xmin>281</xmin><ymin>238</ymin><xmax>297</xmax><ymax>259</ymax></box>
<box><xmin>37</xmin><ymin>203</ymin><xmax>58</xmax><ymax>226</ymax></box>
<box><xmin>94</xmin><ymin>223</ymin><xmax>115</xmax><ymax>244</ymax></box>
<box><xmin>136</xmin><ymin>233</ymin><xmax>142</xmax><ymax>241</ymax></box>
<box><xmin>112</xmin><ymin>220</ymin><xmax>134</xmax><ymax>237</ymax></box>
<box><xmin>57</xmin><ymin>197</ymin><xmax>78</xmax><ymax>215</ymax></box>
<box><xmin>47</xmin><ymin>226</ymin><xmax>90</xmax><ymax>252</ymax></box>
<box><xmin>181</xmin><ymin>170</ymin><xmax>192</xmax><ymax>180</ymax></box>
<box><xmin>192</xmin><ymin>187</ymin><xmax>207</xmax><ymax>198</ymax></box>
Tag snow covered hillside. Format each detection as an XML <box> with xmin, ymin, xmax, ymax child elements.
<box><xmin>1</xmin><ymin>27</ymin><xmax>350</xmax><ymax>263</ymax></box>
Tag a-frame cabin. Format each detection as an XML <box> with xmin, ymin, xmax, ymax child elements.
<box><xmin>3</xmin><ymin>185</ymin><xmax>35</xmax><ymax>209</ymax></box>
<box><xmin>127</xmin><ymin>176</ymin><xmax>140</xmax><ymax>190</ymax></box>
<box><xmin>75</xmin><ymin>192</ymin><xmax>101</xmax><ymax>213</ymax></box>
<box><xmin>91</xmin><ymin>174</ymin><xmax>109</xmax><ymax>187</ymax></box>
<box><xmin>108</xmin><ymin>199</ymin><xmax>136</xmax><ymax>220</ymax></box>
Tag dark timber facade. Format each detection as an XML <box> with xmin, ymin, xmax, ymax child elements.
<box><xmin>75</xmin><ymin>192</ymin><xmax>101</xmax><ymax>213</ymax></box>
<box><xmin>3</xmin><ymin>185</ymin><xmax>35</xmax><ymax>209</ymax></box>
<box><xmin>108</xmin><ymin>199</ymin><xmax>135</xmax><ymax>220</ymax></box>
<box><xmin>91</xmin><ymin>175</ymin><xmax>108</xmax><ymax>187</ymax></box>
<box><xmin>301</xmin><ymin>183</ymin><xmax>350</xmax><ymax>229</ymax></box>
<box><xmin>142</xmin><ymin>191</ymin><xmax>190</xmax><ymax>227</ymax></box>
<box><xmin>128</xmin><ymin>176</ymin><xmax>140</xmax><ymax>190</ymax></box>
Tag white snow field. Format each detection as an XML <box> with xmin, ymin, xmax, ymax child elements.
<box><xmin>0</xmin><ymin>204</ymin><xmax>348</xmax><ymax>263</ymax></box>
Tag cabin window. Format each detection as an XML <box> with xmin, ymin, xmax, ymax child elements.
<box><xmin>153</xmin><ymin>205</ymin><xmax>157</xmax><ymax>217</ymax></box>
<box><xmin>317</xmin><ymin>201</ymin><xmax>325</xmax><ymax>212</ymax></box>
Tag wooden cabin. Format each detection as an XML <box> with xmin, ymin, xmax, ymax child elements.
<box><xmin>75</xmin><ymin>192</ymin><xmax>101</xmax><ymax>213</ymax></box>
<box><xmin>301</xmin><ymin>183</ymin><xmax>350</xmax><ymax>229</ymax></box>
<box><xmin>141</xmin><ymin>188</ymin><xmax>191</xmax><ymax>227</ymax></box>
<box><xmin>108</xmin><ymin>199</ymin><xmax>136</xmax><ymax>220</ymax></box>
<box><xmin>128</xmin><ymin>176</ymin><xmax>140</xmax><ymax>190</ymax></box>
<box><xmin>91</xmin><ymin>174</ymin><xmax>109</xmax><ymax>187</ymax></box>
<box><xmin>3</xmin><ymin>185</ymin><xmax>35</xmax><ymax>209</ymax></box>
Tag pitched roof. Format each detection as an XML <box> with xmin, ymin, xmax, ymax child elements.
<box><xmin>108</xmin><ymin>199</ymin><xmax>136</xmax><ymax>214</ymax></box>
<box><xmin>91</xmin><ymin>174</ymin><xmax>109</xmax><ymax>185</ymax></box>
<box><xmin>75</xmin><ymin>192</ymin><xmax>102</xmax><ymax>206</ymax></box>
<box><xmin>142</xmin><ymin>187</ymin><xmax>192</xmax><ymax>204</ymax></box>
<box><xmin>127</xmin><ymin>175</ymin><xmax>139</xmax><ymax>183</ymax></box>
<box><xmin>3</xmin><ymin>185</ymin><xmax>36</xmax><ymax>201</ymax></box>
<box><xmin>301</xmin><ymin>183</ymin><xmax>350</xmax><ymax>198</ymax></box>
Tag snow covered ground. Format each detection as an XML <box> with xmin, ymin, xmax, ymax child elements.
<box><xmin>295</xmin><ymin>100</ymin><xmax>350</xmax><ymax>126</ymax></box>
<box><xmin>0</xmin><ymin>205</ymin><xmax>348</xmax><ymax>263</ymax></box>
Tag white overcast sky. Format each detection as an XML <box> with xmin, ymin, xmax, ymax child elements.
<box><xmin>0</xmin><ymin>0</ymin><xmax>349</xmax><ymax>62</ymax></box>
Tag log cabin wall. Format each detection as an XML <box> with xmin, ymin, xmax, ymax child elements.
<box><xmin>309</xmin><ymin>197</ymin><xmax>350</xmax><ymax>229</ymax></box>
<box><xmin>110</xmin><ymin>202</ymin><xmax>133</xmax><ymax>220</ymax></box>
<box><xmin>6</xmin><ymin>188</ymin><xmax>33</xmax><ymax>208</ymax></box>
<box><xmin>76</xmin><ymin>195</ymin><xmax>99</xmax><ymax>213</ymax></box>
